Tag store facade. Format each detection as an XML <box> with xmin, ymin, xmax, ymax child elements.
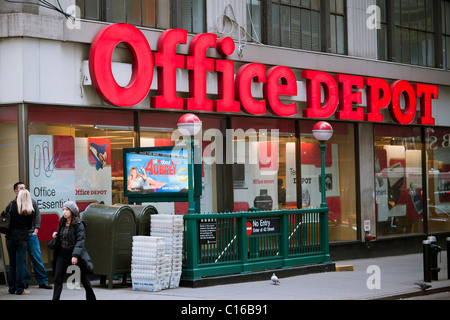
<box><xmin>1</xmin><ymin>1</ymin><xmax>449</xmax><ymax>267</ymax></box>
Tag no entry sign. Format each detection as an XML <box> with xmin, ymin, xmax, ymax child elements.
<box><xmin>246</xmin><ymin>217</ymin><xmax>280</xmax><ymax>236</ymax></box>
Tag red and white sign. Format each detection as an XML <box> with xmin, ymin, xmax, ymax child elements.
<box><xmin>89</xmin><ymin>23</ymin><xmax>439</xmax><ymax>126</ymax></box>
<box><xmin>246</xmin><ymin>221</ymin><xmax>253</xmax><ymax>236</ymax></box>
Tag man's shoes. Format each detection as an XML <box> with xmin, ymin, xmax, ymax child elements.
<box><xmin>39</xmin><ymin>283</ymin><xmax>53</xmax><ymax>289</ymax></box>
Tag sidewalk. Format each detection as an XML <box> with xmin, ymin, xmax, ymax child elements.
<box><xmin>0</xmin><ymin>252</ymin><xmax>448</xmax><ymax>300</ymax></box>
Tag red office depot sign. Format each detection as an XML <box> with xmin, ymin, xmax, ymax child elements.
<box><xmin>89</xmin><ymin>23</ymin><xmax>438</xmax><ymax>125</ymax></box>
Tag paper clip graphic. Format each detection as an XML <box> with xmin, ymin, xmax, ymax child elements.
<box><xmin>33</xmin><ymin>144</ymin><xmax>41</xmax><ymax>177</ymax></box>
<box><xmin>33</xmin><ymin>140</ymin><xmax>60</xmax><ymax>178</ymax></box>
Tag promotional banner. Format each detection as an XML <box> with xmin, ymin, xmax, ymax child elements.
<box><xmin>124</xmin><ymin>148</ymin><xmax>189</xmax><ymax>194</ymax></box>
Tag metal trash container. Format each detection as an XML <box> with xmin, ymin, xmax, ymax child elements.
<box><xmin>83</xmin><ymin>204</ymin><xmax>136</xmax><ymax>288</ymax></box>
<box><xmin>127</xmin><ymin>205</ymin><xmax>158</xmax><ymax>235</ymax></box>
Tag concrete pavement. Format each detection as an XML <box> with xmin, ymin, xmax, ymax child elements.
<box><xmin>1</xmin><ymin>252</ymin><xmax>449</xmax><ymax>301</ymax></box>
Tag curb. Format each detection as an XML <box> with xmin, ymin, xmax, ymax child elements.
<box><xmin>370</xmin><ymin>285</ymin><xmax>450</xmax><ymax>300</ymax></box>
<box><xmin>180</xmin><ymin>262</ymin><xmax>336</xmax><ymax>288</ymax></box>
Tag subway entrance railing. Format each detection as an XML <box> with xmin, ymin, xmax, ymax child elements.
<box><xmin>181</xmin><ymin>208</ymin><xmax>331</xmax><ymax>280</ymax></box>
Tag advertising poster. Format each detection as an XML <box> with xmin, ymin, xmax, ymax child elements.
<box><xmin>74</xmin><ymin>137</ymin><xmax>112</xmax><ymax>205</ymax></box>
<box><xmin>29</xmin><ymin>135</ymin><xmax>76</xmax><ymax>215</ymax></box>
<box><xmin>125</xmin><ymin>148</ymin><xmax>189</xmax><ymax>194</ymax></box>
<box><xmin>29</xmin><ymin>135</ymin><xmax>112</xmax><ymax>217</ymax></box>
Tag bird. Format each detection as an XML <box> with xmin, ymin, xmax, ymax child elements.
<box><xmin>415</xmin><ymin>282</ymin><xmax>432</xmax><ymax>291</ymax></box>
<box><xmin>271</xmin><ymin>273</ymin><xmax>280</xmax><ymax>285</ymax></box>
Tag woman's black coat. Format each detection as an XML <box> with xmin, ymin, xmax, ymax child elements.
<box><xmin>52</xmin><ymin>218</ymin><xmax>94</xmax><ymax>274</ymax></box>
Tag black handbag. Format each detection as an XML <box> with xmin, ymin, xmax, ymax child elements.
<box><xmin>0</xmin><ymin>204</ymin><xmax>11</xmax><ymax>234</ymax></box>
<box><xmin>47</xmin><ymin>237</ymin><xmax>59</xmax><ymax>250</ymax></box>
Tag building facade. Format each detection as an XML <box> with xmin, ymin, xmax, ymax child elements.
<box><xmin>0</xmin><ymin>0</ymin><xmax>449</xmax><ymax>266</ymax></box>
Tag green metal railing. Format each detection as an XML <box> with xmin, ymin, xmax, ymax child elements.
<box><xmin>182</xmin><ymin>207</ymin><xmax>330</xmax><ymax>280</ymax></box>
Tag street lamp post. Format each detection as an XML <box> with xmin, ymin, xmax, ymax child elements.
<box><xmin>177</xmin><ymin>113</ymin><xmax>202</xmax><ymax>215</ymax></box>
<box><xmin>312</xmin><ymin>121</ymin><xmax>333</xmax><ymax>261</ymax></box>
<box><xmin>177</xmin><ymin>113</ymin><xmax>202</xmax><ymax>277</ymax></box>
<box><xmin>312</xmin><ymin>121</ymin><xmax>334</xmax><ymax>208</ymax></box>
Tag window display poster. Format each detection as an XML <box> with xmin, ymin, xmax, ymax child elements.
<box><xmin>29</xmin><ymin>135</ymin><xmax>112</xmax><ymax>217</ymax></box>
<box><xmin>29</xmin><ymin>135</ymin><xmax>76</xmax><ymax>215</ymax></box>
<box><xmin>75</xmin><ymin>138</ymin><xmax>112</xmax><ymax>205</ymax></box>
<box><xmin>125</xmin><ymin>148</ymin><xmax>189</xmax><ymax>193</ymax></box>
<box><xmin>375</xmin><ymin>146</ymin><xmax>423</xmax><ymax>221</ymax></box>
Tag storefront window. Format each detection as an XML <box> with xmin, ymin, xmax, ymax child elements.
<box><xmin>300</xmin><ymin>121</ymin><xmax>357</xmax><ymax>242</ymax></box>
<box><xmin>231</xmin><ymin>117</ymin><xmax>297</xmax><ymax>212</ymax></box>
<box><xmin>426</xmin><ymin>127</ymin><xmax>450</xmax><ymax>233</ymax></box>
<box><xmin>0</xmin><ymin>106</ymin><xmax>19</xmax><ymax>207</ymax></box>
<box><xmin>374</xmin><ymin>125</ymin><xmax>423</xmax><ymax>237</ymax></box>
<box><xmin>28</xmin><ymin>106</ymin><xmax>135</xmax><ymax>212</ymax></box>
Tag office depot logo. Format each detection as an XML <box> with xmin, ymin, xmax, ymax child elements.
<box><xmin>89</xmin><ymin>23</ymin><xmax>438</xmax><ymax>125</ymax></box>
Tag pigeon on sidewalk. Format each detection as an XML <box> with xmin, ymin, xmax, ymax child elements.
<box><xmin>415</xmin><ymin>282</ymin><xmax>432</xmax><ymax>291</ymax></box>
<box><xmin>271</xmin><ymin>273</ymin><xmax>280</xmax><ymax>285</ymax></box>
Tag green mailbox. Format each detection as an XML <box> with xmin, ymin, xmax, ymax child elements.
<box><xmin>126</xmin><ymin>204</ymin><xmax>158</xmax><ymax>235</ymax></box>
<box><xmin>83</xmin><ymin>204</ymin><xmax>136</xmax><ymax>289</ymax></box>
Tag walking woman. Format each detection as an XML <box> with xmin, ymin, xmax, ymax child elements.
<box><xmin>5</xmin><ymin>189</ymin><xmax>35</xmax><ymax>295</ymax></box>
<box><xmin>51</xmin><ymin>201</ymin><xmax>96</xmax><ymax>300</ymax></box>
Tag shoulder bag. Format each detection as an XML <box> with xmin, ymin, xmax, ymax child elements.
<box><xmin>0</xmin><ymin>204</ymin><xmax>12</xmax><ymax>234</ymax></box>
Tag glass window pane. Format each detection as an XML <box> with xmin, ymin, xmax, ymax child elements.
<box><xmin>311</xmin><ymin>0</ymin><xmax>320</xmax><ymax>10</ymax></box>
<box><xmin>311</xmin><ymin>10</ymin><xmax>320</xmax><ymax>51</ymax></box>
<box><xmin>291</xmin><ymin>7</ymin><xmax>301</xmax><ymax>49</ymax></box>
<box><xmin>401</xmin><ymin>28</ymin><xmax>410</xmax><ymax>63</ymax></box>
<box><xmin>447</xmin><ymin>37</ymin><xmax>450</xmax><ymax>69</ymax></box>
<box><xmin>85</xmin><ymin>0</ymin><xmax>100</xmax><ymax>20</ymax></box>
<box><xmin>112</xmin><ymin>0</ymin><xmax>126</xmax><ymax>23</ymax></box>
<box><xmin>417</xmin><ymin>0</ymin><xmax>426</xmax><ymax>30</ymax></box>
<box><xmin>280</xmin><ymin>5</ymin><xmax>291</xmax><ymax>47</ymax></box>
<box><xmin>378</xmin><ymin>24</ymin><xmax>388</xmax><ymax>60</ymax></box>
<box><xmin>142</xmin><ymin>0</ymin><xmax>156</xmax><ymax>27</ymax></box>
<box><xmin>28</xmin><ymin>106</ymin><xmax>135</xmax><ymax>209</ymax></box>
<box><xmin>374</xmin><ymin>125</ymin><xmax>423</xmax><ymax>238</ymax></box>
<box><xmin>336</xmin><ymin>15</ymin><xmax>345</xmax><ymax>54</ymax></box>
<box><xmin>272</xmin><ymin>4</ymin><xmax>281</xmax><ymax>46</ymax></box>
<box><xmin>231</xmin><ymin>118</ymin><xmax>297</xmax><ymax>214</ymax></box>
<box><xmin>330</xmin><ymin>14</ymin><xmax>336</xmax><ymax>53</ymax></box>
<box><xmin>409</xmin><ymin>0</ymin><xmax>418</xmax><ymax>29</ymax></box>
<box><xmin>336</xmin><ymin>0</ymin><xmax>344</xmax><ymax>14</ymax></box>
<box><xmin>182</xmin><ymin>0</ymin><xmax>193</xmax><ymax>32</ymax></box>
<box><xmin>0</xmin><ymin>107</ymin><xmax>19</xmax><ymax>208</ymax></box>
<box><xmin>425</xmin><ymin>0</ymin><xmax>433</xmax><ymax>31</ymax></box>
<box><xmin>301</xmin><ymin>121</ymin><xmax>357</xmax><ymax>242</ymax></box>
<box><xmin>426</xmin><ymin>127</ymin><xmax>450</xmax><ymax>233</ymax></box>
<box><xmin>418</xmin><ymin>31</ymin><xmax>427</xmax><ymax>66</ymax></box>
<box><xmin>247</xmin><ymin>0</ymin><xmax>262</xmax><ymax>42</ymax></box>
<box><xmin>330</xmin><ymin>0</ymin><xmax>336</xmax><ymax>13</ymax></box>
<box><xmin>192</xmin><ymin>0</ymin><xmax>204</xmax><ymax>33</ymax></box>
<box><xmin>426</xmin><ymin>32</ymin><xmax>434</xmax><ymax>67</ymax></box>
<box><xmin>446</xmin><ymin>3</ymin><xmax>450</xmax><ymax>34</ymax></box>
<box><xmin>394</xmin><ymin>0</ymin><xmax>401</xmax><ymax>25</ymax></box>
<box><xmin>126</xmin><ymin>0</ymin><xmax>141</xmax><ymax>25</ymax></box>
<box><xmin>400</xmin><ymin>0</ymin><xmax>409</xmax><ymax>27</ymax></box>
<box><xmin>301</xmin><ymin>8</ymin><xmax>311</xmax><ymax>50</ymax></box>
<box><xmin>410</xmin><ymin>30</ymin><xmax>418</xmax><ymax>65</ymax></box>
<box><xmin>157</xmin><ymin>0</ymin><xmax>170</xmax><ymax>29</ymax></box>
